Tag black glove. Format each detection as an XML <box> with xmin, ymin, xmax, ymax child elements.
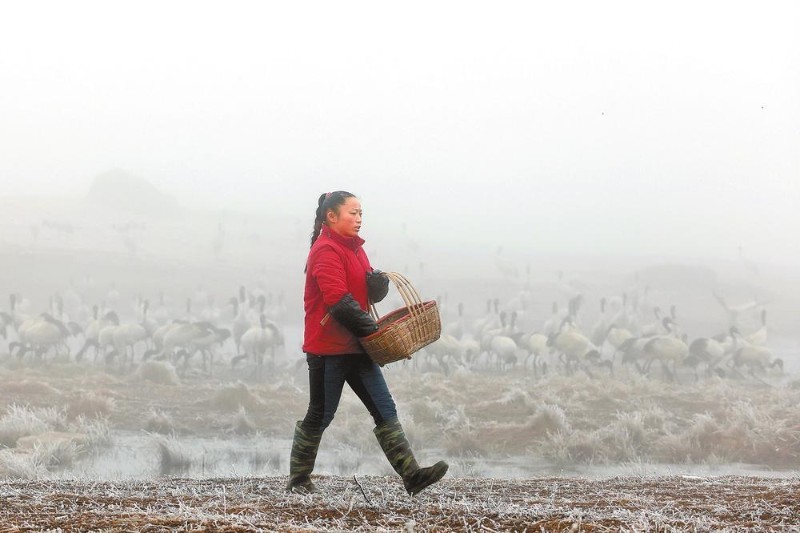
<box><xmin>366</xmin><ymin>269</ymin><xmax>390</xmax><ymax>303</ymax></box>
<box><xmin>329</xmin><ymin>293</ymin><xmax>379</xmax><ymax>337</ymax></box>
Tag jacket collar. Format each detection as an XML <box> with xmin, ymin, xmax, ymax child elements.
<box><xmin>320</xmin><ymin>225</ymin><xmax>365</xmax><ymax>249</ymax></box>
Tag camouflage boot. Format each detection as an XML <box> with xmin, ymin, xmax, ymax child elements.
<box><xmin>374</xmin><ymin>418</ymin><xmax>448</xmax><ymax>496</ymax></box>
<box><xmin>286</xmin><ymin>421</ymin><xmax>323</xmax><ymax>494</ymax></box>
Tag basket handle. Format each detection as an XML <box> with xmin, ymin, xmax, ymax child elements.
<box><xmin>370</xmin><ymin>271</ymin><xmax>426</xmax><ymax>322</ymax></box>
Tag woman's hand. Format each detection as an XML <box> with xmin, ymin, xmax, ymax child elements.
<box><xmin>367</xmin><ymin>269</ymin><xmax>390</xmax><ymax>303</ymax></box>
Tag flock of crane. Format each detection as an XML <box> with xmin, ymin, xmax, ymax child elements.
<box><xmin>0</xmin><ymin>277</ymin><xmax>786</xmax><ymax>386</ymax></box>
<box><xmin>424</xmin><ymin>288</ymin><xmax>783</xmax><ymax>384</ymax></box>
<box><xmin>0</xmin><ymin>286</ymin><xmax>286</xmax><ymax>376</ymax></box>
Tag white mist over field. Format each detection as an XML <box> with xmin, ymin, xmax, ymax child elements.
<box><xmin>1</xmin><ymin>1</ymin><xmax>799</xmax><ymax>265</ymax></box>
<box><xmin>1</xmin><ymin>1</ymin><xmax>800</xmax><ymax>482</ymax></box>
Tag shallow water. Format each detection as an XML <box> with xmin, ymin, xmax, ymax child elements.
<box><xmin>60</xmin><ymin>430</ymin><xmax>799</xmax><ymax>481</ymax></box>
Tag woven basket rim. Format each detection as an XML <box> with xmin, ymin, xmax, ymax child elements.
<box><xmin>363</xmin><ymin>300</ymin><xmax>437</xmax><ymax>339</ymax></box>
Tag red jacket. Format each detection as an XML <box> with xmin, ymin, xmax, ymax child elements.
<box><xmin>303</xmin><ymin>225</ymin><xmax>373</xmax><ymax>355</ymax></box>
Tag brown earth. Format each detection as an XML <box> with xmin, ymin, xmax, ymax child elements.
<box><xmin>1</xmin><ymin>475</ymin><xmax>798</xmax><ymax>531</ymax></box>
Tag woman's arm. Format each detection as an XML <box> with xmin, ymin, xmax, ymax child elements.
<box><xmin>311</xmin><ymin>245</ymin><xmax>378</xmax><ymax>337</ymax></box>
<box><xmin>310</xmin><ymin>246</ymin><xmax>350</xmax><ymax>307</ymax></box>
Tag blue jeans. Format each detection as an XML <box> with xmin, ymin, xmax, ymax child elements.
<box><xmin>301</xmin><ymin>353</ymin><xmax>398</xmax><ymax>432</ymax></box>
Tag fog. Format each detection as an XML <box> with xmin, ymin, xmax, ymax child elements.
<box><xmin>2</xmin><ymin>1</ymin><xmax>799</xmax><ymax>265</ymax></box>
<box><xmin>2</xmin><ymin>1</ymin><xmax>800</xmax><ymax>481</ymax></box>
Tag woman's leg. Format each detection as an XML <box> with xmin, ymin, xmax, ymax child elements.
<box><xmin>373</xmin><ymin>417</ymin><xmax>449</xmax><ymax>496</ymax></box>
<box><xmin>302</xmin><ymin>354</ymin><xmax>350</xmax><ymax>431</ymax></box>
<box><xmin>344</xmin><ymin>354</ymin><xmax>397</xmax><ymax>425</ymax></box>
<box><xmin>344</xmin><ymin>354</ymin><xmax>448</xmax><ymax>496</ymax></box>
<box><xmin>288</xmin><ymin>354</ymin><xmax>348</xmax><ymax>493</ymax></box>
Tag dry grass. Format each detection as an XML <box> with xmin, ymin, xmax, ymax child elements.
<box><xmin>206</xmin><ymin>381</ymin><xmax>266</xmax><ymax>411</ymax></box>
<box><xmin>0</xmin><ymin>475</ymin><xmax>797</xmax><ymax>530</ymax></box>
<box><xmin>0</xmin><ymin>404</ymin><xmax>65</xmax><ymax>448</ymax></box>
<box><xmin>0</xmin><ymin>379</ymin><xmax>61</xmax><ymax>396</ymax></box>
<box><xmin>145</xmin><ymin>408</ymin><xmax>177</xmax><ymax>434</ymax></box>
<box><xmin>18</xmin><ymin>435</ymin><xmax>84</xmax><ymax>469</ymax></box>
<box><xmin>0</xmin><ymin>448</ymin><xmax>48</xmax><ymax>480</ymax></box>
<box><xmin>385</xmin><ymin>368</ymin><xmax>800</xmax><ymax>469</ymax></box>
<box><xmin>65</xmin><ymin>390</ymin><xmax>116</xmax><ymax>420</ymax></box>
<box><xmin>135</xmin><ymin>360</ymin><xmax>181</xmax><ymax>385</ymax></box>
<box><xmin>6</xmin><ymin>361</ymin><xmax>798</xmax><ymax>471</ymax></box>
<box><xmin>230</xmin><ymin>405</ymin><xmax>258</xmax><ymax>435</ymax></box>
<box><xmin>153</xmin><ymin>434</ymin><xmax>193</xmax><ymax>475</ymax></box>
<box><xmin>0</xmin><ymin>404</ymin><xmax>111</xmax><ymax>476</ymax></box>
<box><xmin>72</xmin><ymin>415</ymin><xmax>112</xmax><ymax>449</ymax></box>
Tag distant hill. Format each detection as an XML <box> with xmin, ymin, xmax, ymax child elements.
<box><xmin>84</xmin><ymin>169</ymin><xmax>178</xmax><ymax>213</ymax></box>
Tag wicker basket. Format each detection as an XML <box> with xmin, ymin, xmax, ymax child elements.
<box><xmin>360</xmin><ymin>272</ymin><xmax>441</xmax><ymax>366</ymax></box>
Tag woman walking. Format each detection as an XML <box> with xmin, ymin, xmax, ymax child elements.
<box><xmin>287</xmin><ymin>190</ymin><xmax>448</xmax><ymax>495</ymax></box>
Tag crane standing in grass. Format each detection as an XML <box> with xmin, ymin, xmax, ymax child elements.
<box><xmin>233</xmin><ymin>314</ymin><xmax>283</xmax><ymax>371</ymax></box>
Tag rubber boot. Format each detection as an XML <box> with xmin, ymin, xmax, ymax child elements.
<box><xmin>374</xmin><ymin>418</ymin><xmax>448</xmax><ymax>496</ymax></box>
<box><xmin>286</xmin><ymin>421</ymin><xmax>322</xmax><ymax>494</ymax></box>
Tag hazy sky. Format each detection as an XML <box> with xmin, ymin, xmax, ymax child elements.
<box><xmin>2</xmin><ymin>1</ymin><xmax>798</xmax><ymax>264</ymax></box>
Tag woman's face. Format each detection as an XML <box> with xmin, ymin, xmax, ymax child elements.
<box><xmin>327</xmin><ymin>197</ymin><xmax>362</xmax><ymax>238</ymax></box>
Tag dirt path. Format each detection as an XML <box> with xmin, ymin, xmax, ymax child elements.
<box><xmin>1</xmin><ymin>475</ymin><xmax>797</xmax><ymax>531</ymax></box>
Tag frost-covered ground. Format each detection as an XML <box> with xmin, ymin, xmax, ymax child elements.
<box><xmin>1</xmin><ymin>475</ymin><xmax>798</xmax><ymax>531</ymax></box>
